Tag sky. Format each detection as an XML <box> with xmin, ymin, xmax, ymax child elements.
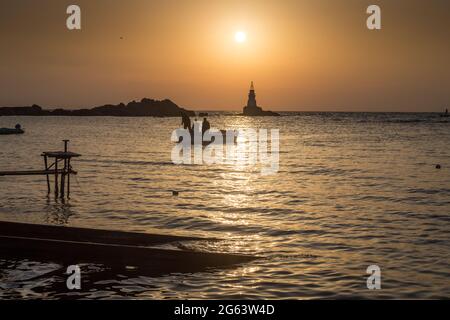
<box><xmin>0</xmin><ymin>0</ymin><xmax>449</xmax><ymax>112</ymax></box>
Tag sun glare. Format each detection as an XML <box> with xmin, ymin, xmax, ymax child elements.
<box><xmin>234</xmin><ymin>31</ymin><xmax>247</xmax><ymax>43</ymax></box>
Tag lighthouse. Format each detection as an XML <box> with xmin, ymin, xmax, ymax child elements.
<box><xmin>242</xmin><ymin>82</ymin><xmax>280</xmax><ymax>116</ymax></box>
<box><xmin>247</xmin><ymin>81</ymin><xmax>258</xmax><ymax>108</ymax></box>
<box><xmin>243</xmin><ymin>81</ymin><xmax>263</xmax><ymax>116</ymax></box>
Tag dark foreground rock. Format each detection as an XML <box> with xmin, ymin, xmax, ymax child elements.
<box><xmin>0</xmin><ymin>98</ymin><xmax>195</xmax><ymax>117</ymax></box>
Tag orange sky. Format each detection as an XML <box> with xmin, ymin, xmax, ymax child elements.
<box><xmin>0</xmin><ymin>0</ymin><xmax>449</xmax><ymax>111</ymax></box>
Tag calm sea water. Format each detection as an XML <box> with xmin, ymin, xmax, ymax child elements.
<box><xmin>0</xmin><ymin>113</ymin><xmax>449</xmax><ymax>299</ymax></box>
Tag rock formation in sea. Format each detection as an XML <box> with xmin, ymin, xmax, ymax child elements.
<box><xmin>242</xmin><ymin>82</ymin><xmax>280</xmax><ymax>116</ymax></box>
<box><xmin>0</xmin><ymin>98</ymin><xmax>195</xmax><ymax>117</ymax></box>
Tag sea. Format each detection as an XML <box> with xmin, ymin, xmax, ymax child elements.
<box><xmin>0</xmin><ymin>112</ymin><xmax>449</xmax><ymax>299</ymax></box>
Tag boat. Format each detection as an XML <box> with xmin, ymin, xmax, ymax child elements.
<box><xmin>0</xmin><ymin>124</ymin><xmax>24</xmax><ymax>135</ymax></box>
<box><xmin>0</xmin><ymin>221</ymin><xmax>257</xmax><ymax>276</ymax></box>
<box><xmin>178</xmin><ymin>129</ymin><xmax>239</xmax><ymax>145</ymax></box>
<box><xmin>440</xmin><ymin>109</ymin><xmax>449</xmax><ymax>117</ymax></box>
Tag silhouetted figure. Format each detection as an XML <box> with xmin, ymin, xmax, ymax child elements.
<box><xmin>202</xmin><ymin>117</ymin><xmax>210</xmax><ymax>136</ymax></box>
<box><xmin>181</xmin><ymin>113</ymin><xmax>191</xmax><ymax>130</ymax></box>
<box><xmin>15</xmin><ymin>124</ymin><xmax>21</xmax><ymax>130</ymax></box>
<box><xmin>446</xmin><ymin>109</ymin><xmax>449</xmax><ymax>115</ymax></box>
<box><xmin>189</xmin><ymin>119</ymin><xmax>200</xmax><ymax>140</ymax></box>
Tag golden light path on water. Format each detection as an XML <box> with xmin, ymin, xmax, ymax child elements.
<box><xmin>0</xmin><ymin>113</ymin><xmax>449</xmax><ymax>299</ymax></box>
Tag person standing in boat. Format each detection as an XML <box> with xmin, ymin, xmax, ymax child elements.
<box><xmin>202</xmin><ymin>117</ymin><xmax>210</xmax><ymax>137</ymax></box>
<box><xmin>181</xmin><ymin>112</ymin><xmax>191</xmax><ymax>130</ymax></box>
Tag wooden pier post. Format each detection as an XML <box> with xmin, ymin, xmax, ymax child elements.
<box><xmin>60</xmin><ymin>164</ymin><xmax>65</xmax><ymax>198</ymax></box>
<box><xmin>44</xmin><ymin>155</ymin><xmax>50</xmax><ymax>194</ymax></box>
<box><xmin>54</xmin><ymin>158</ymin><xmax>59</xmax><ymax>197</ymax></box>
<box><xmin>67</xmin><ymin>158</ymin><xmax>71</xmax><ymax>198</ymax></box>
<box><xmin>63</xmin><ymin>140</ymin><xmax>69</xmax><ymax>153</ymax></box>
<box><xmin>60</xmin><ymin>140</ymin><xmax>69</xmax><ymax>199</ymax></box>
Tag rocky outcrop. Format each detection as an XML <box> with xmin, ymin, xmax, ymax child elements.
<box><xmin>243</xmin><ymin>105</ymin><xmax>280</xmax><ymax>116</ymax></box>
<box><xmin>0</xmin><ymin>99</ymin><xmax>195</xmax><ymax>117</ymax></box>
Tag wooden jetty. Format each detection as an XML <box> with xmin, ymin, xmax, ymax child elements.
<box><xmin>0</xmin><ymin>140</ymin><xmax>80</xmax><ymax>199</ymax></box>
<box><xmin>0</xmin><ymin>221</ymin><xmax>258</xmax><ymax>276</ymax></box>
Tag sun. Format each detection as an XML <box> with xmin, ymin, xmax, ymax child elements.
<box><xmin>234</xmin><ymin>31</ymin><xmax>247</xmax><ymax>43</ymax></box>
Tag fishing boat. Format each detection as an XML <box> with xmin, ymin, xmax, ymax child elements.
<box><xmin>178</xmin><ymin>129</ymin><xmax>239</xmax><ymax>145</ymax></box>
<box><xmin>0</xmin><ymin>124</ymin><xmax>24</xmax><ymax>135</ymax></box>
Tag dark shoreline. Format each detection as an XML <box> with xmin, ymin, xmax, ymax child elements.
<box><xmin>0</xmin><ymin>98</ymin><xmax>195</xmax><ymax>117</ymax></box>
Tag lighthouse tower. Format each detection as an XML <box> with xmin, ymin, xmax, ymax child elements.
<box><xmin>247</xmin><ymin>81</ymin><xmax>257</xmax><ymax>108</ymax></box>
<box><xmin>243</xmin><ymin>81</ymin><xmax>263</xmax><ymax>115</ymax></box>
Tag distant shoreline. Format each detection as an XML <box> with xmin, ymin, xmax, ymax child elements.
<box><xmin>1</xmin><ymin>110</ymin><xmax>446</xmax><ymax>116</ymax></box>
<box><xmin>0</xmin><ymin>98</ymin><xmax>195</xmax><ymax>117</ymax></box>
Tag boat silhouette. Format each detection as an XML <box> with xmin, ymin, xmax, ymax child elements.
<box><xmin>0</xmin><ymin>124</ymin><xmax>24</xmax><ymax>135</ymax></box>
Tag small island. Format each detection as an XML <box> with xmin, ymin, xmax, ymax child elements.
<box><xmin>0</xmin><ymin>98</ymin><xmax>195</xmax><ymax>117</ymax></box>
<box><xmin>242</xmin><ymin>82</ymin><xmax>280</xmax><ymax>116</ymax></box>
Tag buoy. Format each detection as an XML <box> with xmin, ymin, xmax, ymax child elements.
<box><xmin>436</xmin><ymin>164</ymin><xmax>441</xmax><ymax>169</ymax></box>
<box><xmin>172</xmin><ymin>191</ymin><xmax>179</xmax><ymax>196</ymax></box>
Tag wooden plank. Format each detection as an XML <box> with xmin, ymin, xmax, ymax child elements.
<box><xmin>0</xmin><ymin>169</ymin><xmax>77</xmax><ymax>176</ymax></box>
<box><xmin>0</xmin><ymin>221</ymin><xmax>257</xmax><ymax>275</ymax></box>
<box><xmin>41</xmin><ymin>151</ymin><xmax>81</xmax><ymax>158</ymax></box>
<box><xmin>0</xmin><ymin>221</ymin><xmax>208</xmax><ymax>247</ymax></box>
<box><xmin>0</xmin><ymin>236</ymin><xmax>257</xmax><ymax>276</ymax></box>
